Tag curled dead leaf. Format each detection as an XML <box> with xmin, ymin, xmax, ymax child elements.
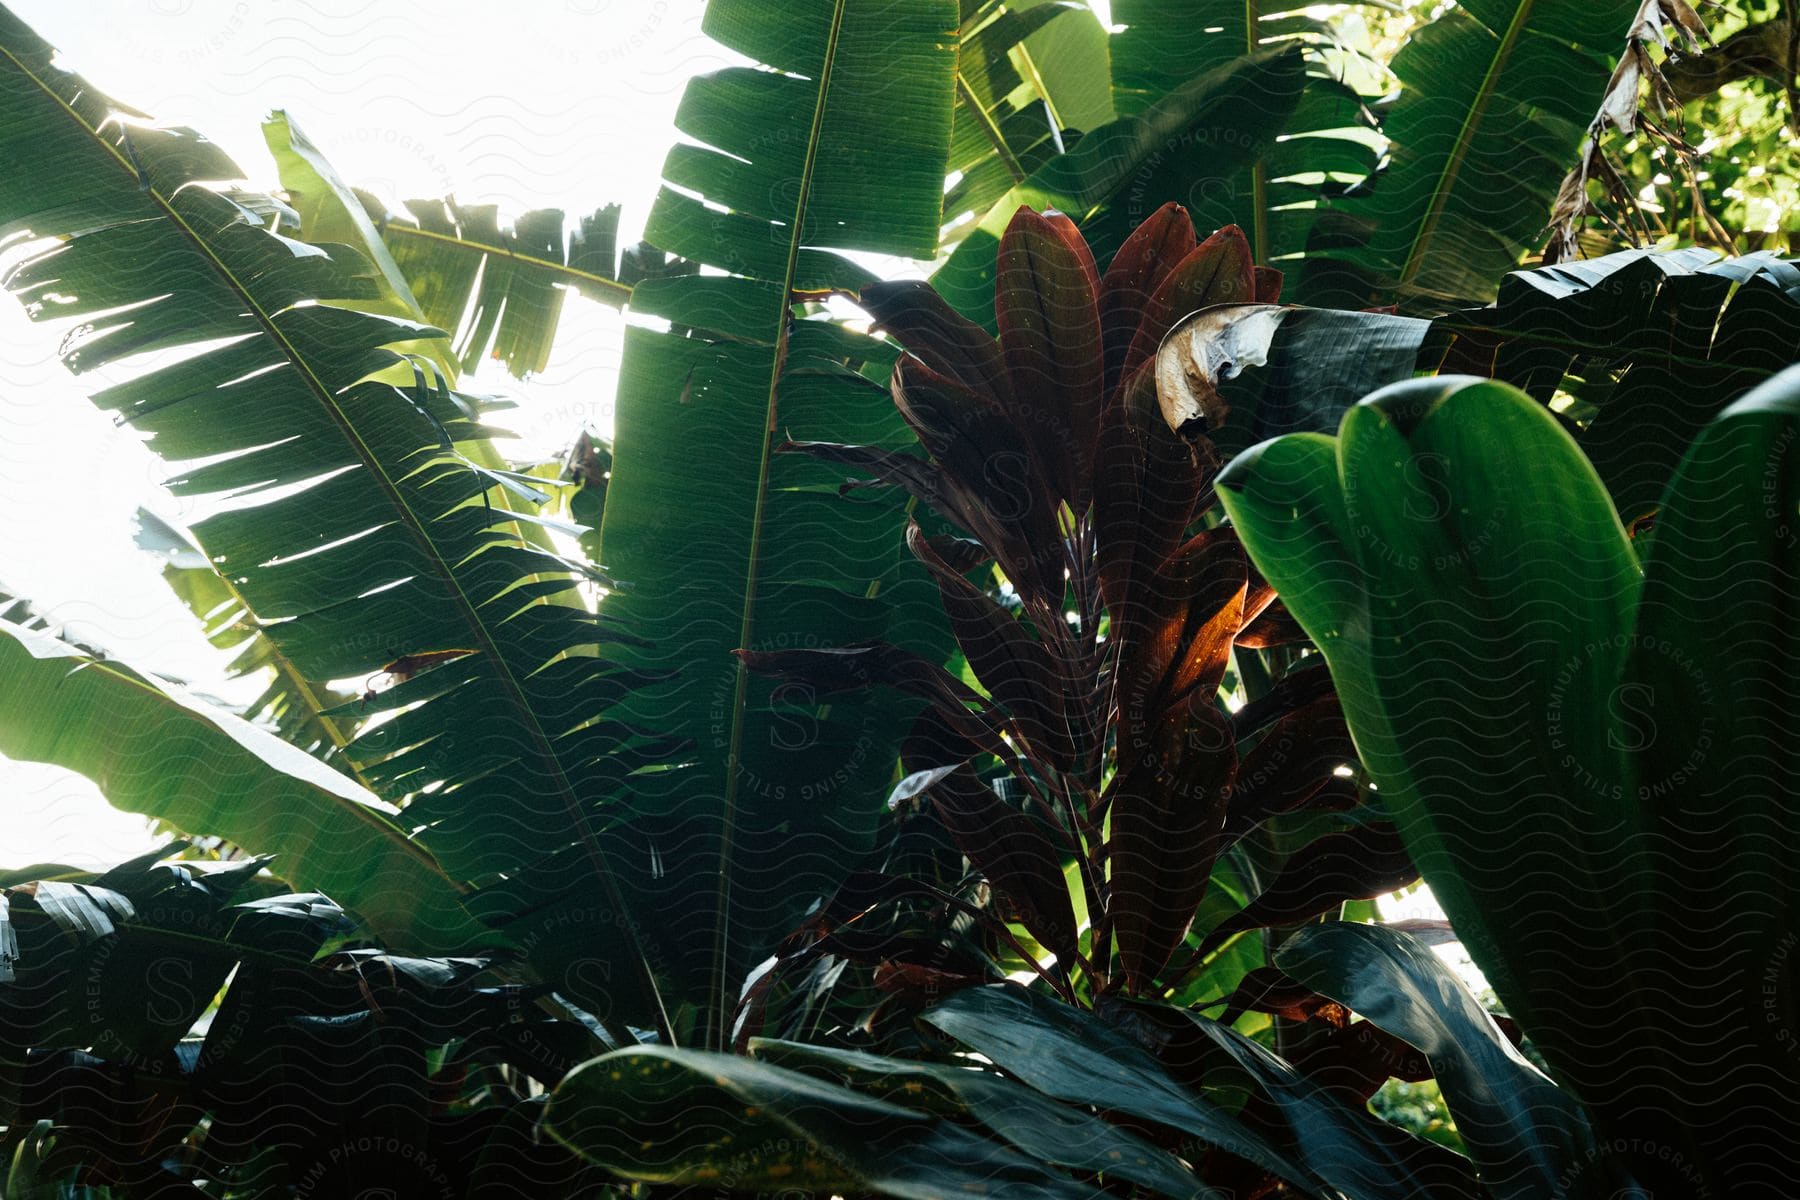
<box><xmin>1154</xmin><ymin>304</ymin><xmax>1285</xmax><ymax>435</ymax></box>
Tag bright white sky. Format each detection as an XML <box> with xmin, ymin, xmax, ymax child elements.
<box><xmin>0</xmin><ymin>0</ymin><xmax>728</xmax><ymax>867</ymax></box>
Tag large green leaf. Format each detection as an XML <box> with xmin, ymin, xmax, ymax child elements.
<box><xmin>1218</xmin><ymin>370</ymin><xmax>1800</xmax><ymax>1192</ymax></box>
<box><xmin>1106</xmin><ymin>0</ymin><xmax>1377</xmax><ymax>273</ymax></box>
<box><xmin>544</xmin><ymin>1045</ymin><xmax>1093</xmax><ymax>1197</ymax></box>
<box><xmin>923</xmin><ymin>985</ymin><xmax>1347</xmax><ymax>1199</ymax></box>
<box><xmin>944</xmin><ymin>0</ymin><xmax>1113</xmax><ymax>246</ymax></box>
<box><xmin>752</xmin><ymin>1038</ymin><xmax>1223</xmax><ymax>1200</ymax></box>
<box><xmin>595</xmin><ymin>0</ymin><xmax>959</xmax><ymax>1045</ymax></box>
<box><xmin>372</xmin><ymin>195</ymin><xmax>631</xmax><ymax>379</ymax></box>
<box><xmin>0</xmin><ymin>620</ymin><xmax>479</xmax><ymax>949</ymax></box>
<box><xmin>0</xmin><ymin>6</ymin><xmax>665</xmax><ymax>1030</ymax></box>
<box><xmin>1428</xmin><ymin>247</ymin><xmax>1800</xmax><ymax>521</ymax></box>
<box><xmin>1276</xmin><ymin>922</ymin><xmax>1605</xmax><ymax>1200</ymax></box>
<box><xmin>133</xmin><ymin>510</ymin><xmax>362</xmax><ymax>773</ymax></box>
<box><xmin>1200</xmin><ymin>246</ymin><xmax>1800</xmax><ymax>522</ymax></box>
<box><xmin>268</xmin><ymin>108</ymin><xmax>682</xmax><ymax>383</ymax></box>
<box><xmin>1338</xmin><ymin>1</ymin><xmax>1642</xmax><ymax>309</ymax></box>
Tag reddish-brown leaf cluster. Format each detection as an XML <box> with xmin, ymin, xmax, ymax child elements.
<box><xmin>743</xmin><ymin>203</ymin><xmax>1379</xmax><ymax>1001</ymax></box>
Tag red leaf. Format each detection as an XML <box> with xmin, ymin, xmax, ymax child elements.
<box><xmin>908</xmin><ymin>523</ymin><xmax>1076</xmax><ymax>770</ymax></box>
<box><xmin>1253</xmin><ymin>265</ymin><xmax>1284</xmax><ymax>305</ymax></box>
<box><xmin>735</xmin><ymin>643</ymin><xmax>1006</xmax><ymax>757</ymax></box>
<box><xmin>1120</xmin><ymin>224</ymin><xmax>1257</xmax><ymax>384</ymax></box>
<box><xmin>1108</xmin><ymin>705</ymin><xmax>1238</xmax><ymax>993</ymax></box>
<box><xmin>1224</xmin><ymin>695</ymin><xmax>1356</xmax><ymax>840</ymax></box>
<box><xmin>1216</xmin><ymin>965</ymin><xmax>1344</xmax><ymax>1025</ymax></box>
<box><xmin>1291</xmin><ymin>1016</ymin><xmax>1435</xmax><ymax>1107</ymax></box>
<box><xmin>891</xmin><ymin>357</ymin><xmax>1065</xmax><ymax>605</ymax></box>
<box><xmin>1230</xmin><ymin>660</ymin><xmax>1335</xmax><ymax>737</ymax></box>
<box><xmin>1113</xmin><ymin>527</ymin><xmax>1248</xmax><ymax>741</ymax></box>
<box><xmin>872</xmin><ymin>960</ymin><xmax>985</xmax><ymax>1004</ymax></box>
<box><xmin>1098</xmin><ymin>202</ymin><xmax>1197</xmax><ymax>397</ymax></box>
<box><xmin>783</xmin><ymin>437</ymin><xmax>1052</xmax><ymax>607</ymax></box>
<box><xmin>1200</xmin><ymin>823</ymin><xmax>1418</xmax><ymax>954</ymax></box>
<box><xmin>1094</xmin><ymin>361</ymin><xmax>1213</xmax><ymax>618</ymax></box>
<box><xmin>995</xmin><ymin>206</ymin><xmax>1105</xmax><ymax>511</ymax></box>
<box><xmin>924</xmin><ymin>765</ymin><xmax>1079</xmax><ymax>969</ymax></box>
<box><xmin>859</xmin><ymin>279</ymin><xmax>1012</xmax><ymax>405</ymax></box>
<box><xmin>1236</xmin><ymin>598</ymin><xmax>1306</xmax><ymax>649</ymax></box>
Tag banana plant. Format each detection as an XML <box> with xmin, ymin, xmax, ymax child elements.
<box><xmin>588</xmin><ymin>0</ymin><xmax>965</xmax><ymax>1048</ymax></box>
<box><xmin>0</xmin><ymin>5</ymin><xmax>671</xmax><ymax>1041</ymax></box>
<box><xmin>1218</xmin><ymin>367</ymin><xmax>1800</xmax><ymax>1194</ymax></box>
<box><xmin>742</xmin><ymin>202</ymin><xmax>1396</xmax><ymax>1007</ymax></box>
<box><xmin>0</xmin><ymin>615</ymin><xmax>481</xmax><ymax>951</ymax></box>
<box><xmin>945</xmin><ymin>0</ymin><xmax>1114</xmax><ymax>248</ymax></box>
<box><xmin>1103</xmin><ymin>0</ymin><xmax>1376</xmax><ymax>272</ymax></box>
<box><xmin>1333</xmin><ymin>0</ymin><xmax>1651</xmax><ymax>310</ymax></box>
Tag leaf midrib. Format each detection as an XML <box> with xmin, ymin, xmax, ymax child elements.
<box><xmin>711</xmin><ymin>0</ymin><xmax>851</xmax><ymax>1049</ymax></box>
<box><xmin>383</xmin><ymin>221</ymin><xmax>634</xmax><ymax>306</ymax></box>
<box><xmin>1396</xmin><ymin>0</ymin><xmax>1536</xmax><ymax>292</ymax></box>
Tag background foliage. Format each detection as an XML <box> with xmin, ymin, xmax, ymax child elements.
<box><xmin>0</xmin><ymin>0</ymin><xmax>1797</xmax><ymax>1195</ymax></box>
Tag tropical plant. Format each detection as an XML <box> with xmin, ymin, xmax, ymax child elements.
<box><xmin>542</xmin><ymin>913</ymin><xmax>1637</xmax><ymax>1197</ymax></box>
<box><xmin>1163</xmin><ymin>242</ymin><xmax>1800</xmax><ymax>525</ymax></box>
<box><xmin>0</xmin><ymin>847</ymin><xmax>611</xmax><ymax>1198</ymax></box>
<box><xmin>0</xmin><ymin>4</ymin><xmax>682</xmax><ymax>1050</ymax></box>
<box><xmin>2</xmin><ymin>0</ymin><xmax>1797</xmax><ymax>1196</ymax></box>
<box><xmin>739</xmin><ymin>199</ymin><xmax>1404</xmax><ymax>1012</ymax></box>
<box><xmin>1218</xmin><ymin>367</ymin><xmax>1800</xmax><ymax>1193</ymax></box>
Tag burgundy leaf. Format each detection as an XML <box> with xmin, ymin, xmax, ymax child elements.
<box><xmin>1291</xmin><ymin>1016</ymin><xmax>1435</xmax><ymax>1108</ymax></box>
<box><xmin>1231</xmin><ymin>660</ymin><xmax>1336</xmax><ymax>737</ymax></box>
<box><xmin>1108</xmin><ymin>705</ymin><xmax>1238</xmax><ymax>993</ymax></box>
<box><xmin>899</xmin><ymin>706</ymin><xmax>987</xmax><ymax>776</ymax></box>
<box><xmin>1113</xmin><ymin>527</ymin><xmax>1248</xmax><ymax>741</ymax></box>
<box><xmin>891</xmin><ymin>357</ymin><xmax>1064</xmax><ymax>605</ymax></box>
<box><xmin>1120</xmin><ymin>224</ymin><xmax>1257</xmax><ymax>384</ymax></box>
<box><xmin>924</xmin><ymin>765</ymin><xmax>1079</xmax><ymax>970</ymax></box>
<box><xmin>784</xmin><ymin>438</ymin><xmax>1045</xmax><ymax>603</ymax></box>
<box><xmin>1224</xmin><ymin>695</ymin><xmax>1356</xmax><ymax>840</ymax></box>
<box><xmin>1098</xmin><ymin>201</ymin><xmax>1197</xmax><ymax>397</ymax></box>
<box><xmin>783</xmin><ymin>440</ymin><xmax>972</xmax><ymax>527</ymax></box>
<box><xmin>1236</xmin><ymin>597</ymin><xmax>1307</xmax><ymax>649</ymax></box>
<box><xmin>1094</xmin><ymin>361</ymin><xmax>1212</xmax><ymax>618</ymax></box>
<box><xmin>859</xmin><ymin>279</ymin><xmax>1011</xmax><ymax>404</ymax></box>
<box><xmin>907</xmin><ymin>523</ymin><xmax>1076</xmax><ymax>770</ymax></box>
<box><xmin>872</xmin><ymin>960</ymin><xmax>986</xmax><ymax>1005</ymax></box>
<box><xmin>995</xmin><ymin>206</ymin><xmax>1105</xmax><ymax>511</ymax></box>
<box><xmin>735</xmin><ymin>643</ymin><xmax>1006</xmax><ymax>757</ymax></box>
<box><xmin>921</xmin><ymin>533</ymin><xmax>991</xmax><ymax>574</ymax></box>
<box><xmin>1253</xmin><ymin>265</ymin><xmax>1284</xmax><ymax>305</ymax></box>
<box><xmin>1215</xmin><ymin>965</ymin><xmax>1344</xmax><ymax>1026</ymax></box>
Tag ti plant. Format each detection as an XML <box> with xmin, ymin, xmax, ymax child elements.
<box><xmin>743</xmin><ymin>203</ymin><xmax>1395</xmax><ymax>1006</ymax></box>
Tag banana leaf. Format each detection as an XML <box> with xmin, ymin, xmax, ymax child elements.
<box><xmin>1335</xmin><ymin>1</ymin><xmax>1643</xmax><ymax>309</ymax></box>
<box><xmin>1197</xmin><ymin>246</ymin><xmax>1800</xmax><ymax>524</ymax></box>
<box><xmin>0</xmin><ymin>620</ymin><xmax>478</xmax><ymax>949</ymax></box>
<box><xmin>592</xmin><ymin>0</ymin><xmax>961</xmax><ymax>1045</ymax></box>
<box><xmin>0</xmin><ymin>6</ymin><xmax>665</xmax><ymax>1030</ymax></box>
<box><xmin>1106</xmin><ymin>0</ymin><xmax>1377</xmax><ymax>273</ymax></box>
<box><xmin>945</xmin><ymin>0</ymin><xmax>1113</xmax><ymax>246</ymax></box>
<box><xmin>932</xmin><ymin>47</ymin><xmax>1313</xmax><ymax>325</ymax></box>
